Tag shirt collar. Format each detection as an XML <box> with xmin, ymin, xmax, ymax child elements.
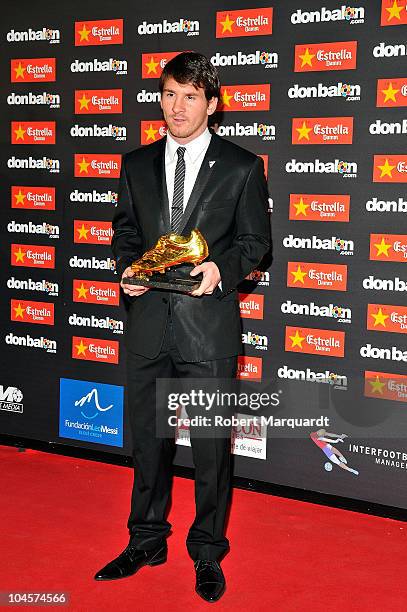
<box><xmin>166</xmin><ymin>128</ymin><xmax>212</xmax><ymax>164</ymax></box>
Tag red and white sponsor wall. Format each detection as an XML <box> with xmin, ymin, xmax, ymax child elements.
<box><xmin>1</xmin><ymin>0</ymin><xmax>407</xmax><ymax>509</ymax></box>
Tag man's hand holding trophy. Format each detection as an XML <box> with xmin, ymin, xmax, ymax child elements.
<box><xmin>121</xmin><ymin>228</ymin><xmax>221</xmax><ymax>297</ymax></box>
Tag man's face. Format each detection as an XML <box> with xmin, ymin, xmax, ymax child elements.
<box><xmin>160</xmin><ymin>77</ymin><xmax>218</xmax><ymax>143</ymax></box>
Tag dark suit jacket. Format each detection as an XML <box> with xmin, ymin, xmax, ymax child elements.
<box><xmin>111</xmin><ymin>132</ymin><xmax>271</xmax><ymax>361</ymax></box>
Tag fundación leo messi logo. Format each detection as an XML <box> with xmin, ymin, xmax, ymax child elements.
<box><xmin>59</xmin><ymin>378</ymin><xmax>123</xmax><ymax>447</ymax></box>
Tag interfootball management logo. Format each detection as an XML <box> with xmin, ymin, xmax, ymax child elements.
<box><xmin>7</xmin><ymin>27</ymin><xmax>60</xmax><ymax>43</ymax></box>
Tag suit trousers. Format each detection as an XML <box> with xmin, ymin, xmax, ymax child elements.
<box><xmin>126</xmin><ymin>304</ymin><xmax>238</xmax><ymax>561</ymax></box>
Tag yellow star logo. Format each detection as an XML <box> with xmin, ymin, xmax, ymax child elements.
<box><xmin>14</xmin><ymin>247</ymin><xmax>25</xmax><ymax>263</ymax></box>
<box><xmin>368</xmin><ymin>376</ymin><xmax>386</xmax><ymax>394</ymax></box>
<box><xmin>381</xmin><ymin>82</ymin><xmax>399</xmax><ymax>103</ymax></box>
<box><xmin>291</xmin><ymin>265</ymin><xmax>307</xmax><ymax>284</ymax></box>
<box><xmin>293</xmin><ymin>197</ymin><xmax>309</xmax><ymax>216</ymax></box>
<box><xmin>77</xmin><ymin>156</ymin><xmax>90</xmax><ymax>174</ymax></box>
<box><xmin>386</xmin><ymin>0</ymin><xmax>403</xmax><ymax>21</ymax></box>
<box><xmin>220</xmin><ymin>89</ymin><xmax>233</xmax><ymax>107</ymax></box>
<box><xmin>371</xmin><ymin>307</ymin><xmax>389</xmax><ymax>327</ymax></box>
<box><xmin>14</xmin><ymin>62</ymin><xmax>26</xmax><ymax>79</ymax></box>
<box><xmin>14</xmin><ymin>124</ymin><xmax>26</xmax><ymax>141</ymax></box>
<box><xmin>220</xmin><ymin>14</ymin><xmax>235</xmax><ymax>33</ymax></box>
<box><xmin>299</xmin><ymin>48</ymin><xmax>315</xmax><ymax>68</ymax></box>
<box><xmin>14</xmin><ymin>189</ymin><xmax>26</xmax><ymax>206</ymax></box>
<box><xmin>76</xmin><ymin>283</ymin><xmax>89</xmax><ymax>299</ymax></box>
<box><xmin>296</xmin><ymin>121</ymin><xmax>312</xmax><ymax>141</ymax></box>
<box><xmin>78</xmin><ymin>24</ymin><xmax>91</xmax><ymax>41</ymax></box>
<box><xmin>145</xmin><ymin>56</ymin><xmax>159</xmax><ymax>75</ymax></box>
<box><xmin>374</xmin><ymin>237</ymin><xmax>392</xmax><ymax>257</ymax></box>
<box><xmin>378</xmin><ymin>158</ymin><xmax>395</xmax><ymax>178</ymax></box>
<box><xmin>144</xmin><ymin>123</ymin><xmax>158</xmax><ymax>142</ymax></box>
<box><xmin>75</xmin><ymin>339</ymin><xmax>88</xmax><ymax>356</ymax></box>
<box><xmin>77</xmin><ymin>224</ymin><xmax>89</xmax><ymax>240</ymax></box>
<box><xmin>13</xmin><ymin>303</ymin><xmax>25</xmax><ymax>319</ymax></box>
<box><xmin>289</xmin><ymin>329</ymin><xmax>305</xmax><ymax>349</ymax></box>
<box><xmin>78</xmin><ymin>93</ymin><xmax>90</xmax><ymax>110</ymax></box>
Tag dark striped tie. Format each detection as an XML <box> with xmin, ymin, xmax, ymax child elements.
<box><xmin>170</xmin><ymin>146</ymin><xmax>186</xmax><ymax>233</ymax></box>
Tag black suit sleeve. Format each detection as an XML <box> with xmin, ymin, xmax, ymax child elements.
<box><xmin>211</xmin><ymin>156</ymin><xmax>271</xmax><ymax>297</ymax></box>
<box><xmin>111</xmin><ymin>154</ymin><xmax>143</xmax><ymax>279</ymax></box>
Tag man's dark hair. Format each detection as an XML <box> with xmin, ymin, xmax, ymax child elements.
<box><xmin>159</xmin><ymin>51</ymin><xmax>220</xmax><ymax>101</ymax></box>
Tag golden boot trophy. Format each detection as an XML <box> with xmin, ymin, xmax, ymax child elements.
<box><xmin>122</xmin><ymin>228</ymin><xmax>209</xmax><ymax>293</ymax></box>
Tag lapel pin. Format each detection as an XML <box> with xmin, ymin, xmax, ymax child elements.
<box><xmin>209</xmin><ymin>161</ymin><xmax>216</xmax><ymax>168</ymax></box>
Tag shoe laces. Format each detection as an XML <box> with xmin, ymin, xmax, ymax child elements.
<box><xmin>195</xmin><ymin>560</ymin><xmax>218</xmax><ymax>572</ymax></box>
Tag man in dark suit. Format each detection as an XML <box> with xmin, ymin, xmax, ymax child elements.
<box><xmin>94</xmin><ymin>52</ymin><xmax>271</xmax><ymax>602</ymax></box>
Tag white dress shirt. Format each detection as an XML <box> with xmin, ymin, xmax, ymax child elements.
<box><xmin>165</xmin><ymin>127</ymin><xmax>212</xmax><ymax>219</ymax></box>
<box><xmin>164</xmin><ymin>128</ymin><xmax>222</xmax><ymax>290</ymax></box>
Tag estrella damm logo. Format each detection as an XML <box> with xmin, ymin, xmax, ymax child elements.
<box><xmin>73</xmin><ymin>279</ymin><xmax>120</xmax><ymax>306</ymax></box>
<box><xmin>258</xmin><ymin>154</ymin><xmax>268</xmax><ymax>179</ymax></box>
<box><xmin>294</xmin><ymin>41</ymin><xmax>357</xmax><ymax>72</ymax></box>
<box><xmin>75</xmin><ymin>89</ymin><xmax>122</xmax><ymax>114</ymax></box>
<box><xmin>369</xmin><ymin>234</ymin><xmax>407</xmax><ymax>262</ymax></box>
<box><xmin>141</xmin><ymin>52</ymin><xmax>183</xmax><ymax>78</ymax></box>
<box><xmin>11</xmin><ymin>186</ymin><xmax>55</xmax><ymax>210</ymax></box>
<box><xmin>217</xmin><ymin>84</ymin><xmax>270</xmax><ymax>112</ymax></box>
<box><xmin>364</xmin><ymin>371</ymin><xmax>407</xmax><ymax>403</ymax></box>
<box><xmin>373</xmin><ymin>155</ymin><xmax>407</xmax><ymax>182</ymax></box>
<box><xmin>287</xmin><ymin>262</ymin><xmax>347</xmax><ymax>291</ymax></box>
<box><xmin>237</xmin><ymin>355</ymin><xmax>263</xmax><ymax>381</ymax></box>
<box><xmin>216</xmin><ymin>8</ymin><xmax>273</xmax><ymax>38</ymax></box>
<box><xmin>238</xmin><ymin>293</ymin><xmax>264</xmax><ymax>319</ymax></box>
<box><xmin>285</xmin><ymin>326</ymin><xmax>345</xmax><ymax>357</ymax></box>
<box><xmin>11</xmin><ymin>57</ymin><xmax>56</xmax><ymax>82</ymax></box>
<box><xmin>292</xmin><ymin>117</ymin><xmax>353</xmax><ymax>145</ymax></box>
<box><xmin>73</xmin><ymin>220</ymin><xmax>113</xmax><ymax>245</ymax></box>
<box><xmin>11</xmin><ymin>121</ymin><xmax>55</xmax><ymax>145</ymax></box>
<box><xmin>367</xmin><ymin>303</ymin><xmax>407</xmax><ymax>334</ymax></box>
<box><xmin>380</xmin><ymin>0</ymin><xmax>407</xmax><ymax>26</ymax></box>
<box><xmin>74</xmin><ymin>154</ymin><xmax>121</xmax><ymax>178</ymax></box>
<box><xmin>11</xmin><ymin>299</ymin><xmax>54</xmax><ymax>325</ymax></box>
<box><xmin>11</xmin><ymin>243</ymin><xmax>55</xmax><ymax>268</ymax></box>
<box><xmin>289</xmin><ymin>194</ymin><xmax>350</xmax><ymax>222</ymax></box>
<box><xmin>75</xmin><ymin>19</ymin><xmax>123</xmax><ymax>46</ymax></box>
<box><xmin>72</xmin><ymin>336</ymin><xmax>119</xmax><ymax>364</ymax></box>
<box><xmin>376</xmin><ymin>78</ymin><xmax>407</xmax><ymax>107</ymax></box>
<box><xmin>140</xmin><ymin>120</ymin><xmax>167</xmax><ymax>144</ymax></box>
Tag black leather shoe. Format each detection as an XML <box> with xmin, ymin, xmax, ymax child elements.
<box><xmin>194</xmin><ymin>560</ymin><xmax>226</xmax><ymax>602</ymax></box>
<box><xmin>94</xmin><ymin>541</ymin><xmax>167</xmax><ymax>581</ymax></box>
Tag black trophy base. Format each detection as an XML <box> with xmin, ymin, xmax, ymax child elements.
<box><xmin>122</xmin><ymin>265</ymin><xmax>203</xmax><ymax>294</ymax></box>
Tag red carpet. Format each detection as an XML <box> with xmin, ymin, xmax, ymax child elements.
<box><xmin>1</xmin><ymin>444</ymin><xmax>406</xmax><ymax>611</ymax></box>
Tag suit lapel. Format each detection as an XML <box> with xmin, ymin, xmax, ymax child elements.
<box><xmin>153</xmin><ymin>137</ymin><xmax>170</xmax><ymax>233</ymax></box>
<box><xmin>178</xmin><ymin>133</ymin><xmax>222</xmax><ymax>234</ymax></box>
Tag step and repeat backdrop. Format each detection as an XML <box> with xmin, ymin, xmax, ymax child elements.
<box><xmin>1</xmin><ymin>0</ymin><xmax>407</xmax><ymax>509</ymax></box>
